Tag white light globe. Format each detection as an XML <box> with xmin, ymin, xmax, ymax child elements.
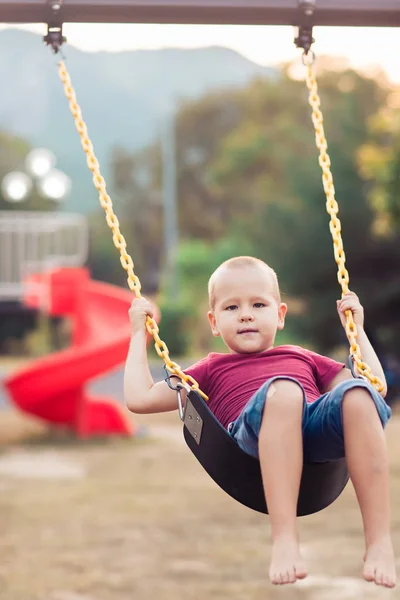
<box><xmin>37</xmin><ymin>169</ymin><xmax>71</xmax><ymax>201</ymax></box>
<box><xmin>26</xmin><ymin>148</ymin><xmax>56</xmax><ymax>178</ymax></box>
<box><xmin>1</xmin><ymin>171</ymin><xmax>33</xmax><ymax>202</ymax></box>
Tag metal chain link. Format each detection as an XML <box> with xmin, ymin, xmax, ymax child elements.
<box><xmin>57</xmin><ymin>58</ymin><xmax>384</xmax><ymax>397</ymax></box>
<box><xmin>305</xmin><ymin>62</ymin><xmax>384</xmax><ymax>393</ymax></box>
<box><xmin>57</xmin><ymin>60</ymin><xmax>208</xmax><ymax>401</ymax></box>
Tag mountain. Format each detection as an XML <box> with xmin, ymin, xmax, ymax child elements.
<box><xmin>0</xmin><ymin>29</ymin><xmax>274</xmax><ymax>213</ymax></box>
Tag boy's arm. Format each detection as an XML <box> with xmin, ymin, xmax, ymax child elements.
<box><xmin>325</xmin><ymin>292</ymin><xmax>387</xmax><ymax>397</ymax></box>
<box><xmin>349</xmin><ymin>326</ymin><xmax>387</xmax><ymax>397</ymax></box>
<box><xmin>324</xmin><ymin>366</ymin><xmax>353</xmax><ymax>392</ymax></box>
<box><xmin>124</xmin><ymin>298</ymin><xmax>186</xmax><ymax>414</ymax></box>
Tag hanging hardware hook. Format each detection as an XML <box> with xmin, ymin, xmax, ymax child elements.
<box><xmin>294</xmin><ymin>0</ymin><xmax>316</xmax><ymax>55</ymax></box>
<box><xmin>43</xmin><ymin>0</ymin><xmax>66</xmax><ymax>54</ymax></box>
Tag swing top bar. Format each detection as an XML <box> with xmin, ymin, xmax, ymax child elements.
<box><xmin>1</xmin><ymin>0</ymin><xmax>399</xmax><ymax>27</ymax></box>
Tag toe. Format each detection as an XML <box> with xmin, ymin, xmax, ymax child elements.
<box><xmin>375</xmin><ymin>570</ymin><xmax>384</xmax><ymax>587</ymax></box>
<box><xmin>295</xmin><ymin>565</ymin><xmax>308</xmax><ymax>580</ymax></box>
<box><xmin>270</xmin><ymin>571</ymin><xmax>279</xmax><ymax>585</ymax></box>
<box><xmin>384</xmin><ymin>574</ymin><xmax>396</xmax><ymax>589</ymax></box>
<box><xmin>288</xmin><ymin>569</ymin><xmax>296</xmax><ymax>584</ymax></box>
<box><xmin>363</xmin><ymin>565</ymin><xmax>375</xmax><ymax>582</ymax></box>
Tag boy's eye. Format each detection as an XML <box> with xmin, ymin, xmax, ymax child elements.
<box><xmin>254</xmin><ymin>303</ymin><xmax>266</xmax><ymax>308</ymax></box>
<box><xmin>225</xmin><ymin>305</ymin><xmax>237</xmax><ymax>311</ymax></box>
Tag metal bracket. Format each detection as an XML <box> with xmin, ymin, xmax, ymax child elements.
<box><xmin>164</xmin><ymin>365</ymin><xmax>192</xmax><ymax>422</ymax></box>
<box><xmin>347</xmin><ymin>354</ymin><xmax>368</xmax><ymax>382</ymax></box>
<box><xmin>43</xmin><ymin>0</ymin><xmax>66</xmax><ymax>54</ymax></box>
<box><xmin>183</xmin><ymin>398</ymin><xmax>203</xmax><ymax>445</ymax></box>
<box><xmin>294</xmin><ymin>0</ymin><xmax>316</xmax><ymax>55</ymax></box>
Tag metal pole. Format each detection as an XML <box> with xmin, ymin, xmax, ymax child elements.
<box><xmin>161</xmin><ymin>112</ymin><xmax>179</xmax><ymax>299</ymax></box>
<box><xmin>0</xmin><ymin>0</ymin><xmax>399</xmax><ymax>26</ymax></box>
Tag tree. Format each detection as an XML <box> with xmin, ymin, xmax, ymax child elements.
<box><xmin>109</xmin><ymin>62</ymin><xmax>400</xmax><ymax>366</ymax></box>
<box><xmin>88</xmin><ymin>146</ymin><xmax>164</xmax><ymax>293</ymax></box>
<box><xmin>357</xmin><ymin>87</ymin><xmax>400</xmax><ymax>235</ymax></box>
<box><xmin>203</xmin><ymin>63</ymin><xmax>392</xmax><ymax>354</ymax></box>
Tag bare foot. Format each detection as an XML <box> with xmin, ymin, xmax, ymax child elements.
<box><xmin>363</xmin><ymin>537</ymin><xmax>397</xmax><ymax>588</ymax></box>
<box><xmin>269</xmin><ymin>537</ymin><xmax>308</xmax><ymax>585</ymax></box>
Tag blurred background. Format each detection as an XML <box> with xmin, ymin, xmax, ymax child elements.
<box><xmin>0</xmin><ymin>17</ymin><xmax>399</xmax><ymax>600</ymax></box>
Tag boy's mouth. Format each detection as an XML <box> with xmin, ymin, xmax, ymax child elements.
<box><xmin>238</xmin><ymin>328</ymin><xmax>258</xmax><ymax>334</ymax></box>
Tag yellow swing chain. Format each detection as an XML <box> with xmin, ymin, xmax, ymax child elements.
<box><xmin>57</xmin><ymin>56</ymin><xmax>384</xmax><ymax>397</ymax></box>
<box><xmin>57</xmin><ymin>60</ymin><xmax>208</xmax><ymax>401</ymax></box>
<box><xmin>304</xmin><ymin>60</ymin><xmax>384</xmax><ymax>393</ymax></box>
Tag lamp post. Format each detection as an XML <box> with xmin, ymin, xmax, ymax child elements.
<box><xmin>161</xmin><ymin>113</ymin><xmax>179</xmax><ymax>300</ymax></box>
<box><xmin>1</xmin><ymin>148</ymin><xmax>71</xmax><ymax>204</ymax></box>
<box><xmin>0</xmin><ymin>171</ymin><xmax>33</xmax><ymax>203</ymax></box>
<box><xmin>0</xmin><ymin>148</ymin><xmax>72</xmax><ymax>350</ymax></box>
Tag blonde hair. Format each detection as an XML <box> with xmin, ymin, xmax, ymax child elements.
<box><xmin>208</xmin><ymin>256</ymin><xmax>281</xmax><ymax>309</ymax></box>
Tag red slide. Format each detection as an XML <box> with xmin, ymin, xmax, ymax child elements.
<box><xmin>4</xmin><ymin>268</ymin><xmax>158</xmax><ymax>437</ymax></box>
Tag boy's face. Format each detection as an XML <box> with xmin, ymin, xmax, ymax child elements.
<box><xmin>207</xmin><ymin>266</ymin><xmax>287</xmax><ymax>354</ymax></box>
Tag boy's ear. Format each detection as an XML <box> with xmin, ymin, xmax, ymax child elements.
<box><xmin>277</xmin><ymin>303</ymin><xmax>288</xmax><ymax>331</ymax></box>
<box><xmin>207</xmin><ymin>311</ymin><xmax>220</xmax><ymax>337</ymax></box>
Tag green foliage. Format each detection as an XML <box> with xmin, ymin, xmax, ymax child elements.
<box><xmin>357</xmin><ymin>94</ymin><xmax>400</xmax><ymax>235</ymax></box>
<box><xmin>157</xmin><ymin>298</ymin><xmax>194</xmax><ymax>357</ymax></box>
<box><xmin>108</xmin><ymin>60</ymin><xmax>400</xmax><ymax>361</ymax></box>
<box><xmin>197</xmin><ymin>63</ymin><xmax>393</xmax><ymax>353</ymax></box>
<box><xmin>177</xmin><ymin>236</ymin><xmax>254</xmax><ymax>293</ymax></box>
<box><xmin>171</xmin><ymin>237</ymin><xmax>255</xmax><ymax>353</ymax></box>
<box><xmin>156</xmin><ymin>238</ymin><xmax>257</xmax><ymax>356</ymax></box>
<box><xmin>87</xmin><ymin>209</ymin><xmax>127</xmax><ymax>288</ymax></box>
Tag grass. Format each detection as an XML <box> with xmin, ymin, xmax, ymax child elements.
<box><xmin>0</xmin><ymin>407</ymin><xmax>400</xmax><ymax>600</ymax></box>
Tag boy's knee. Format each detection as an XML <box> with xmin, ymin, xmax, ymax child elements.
<box><xmin>342</xmin><ymin>385</ymin><xmax>374</xmax><ymax>408</ymax></box>
<box><xmin>341</xmin><ymin>384</ymin><xmax>385</xmax><ymax>422</ymax></box>
<box><xmin>265</xmin><ymin>379</ymin><xmax>304</xmax><ymax>407</ymax></box>
<box><xmin>340</xmin><ymin>383</ymin><xmax>391</xmax><ymax>429</ymax></box>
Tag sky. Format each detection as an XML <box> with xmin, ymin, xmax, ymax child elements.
<box><xmin>0</xmin><ymin>22</ymin><xmax>399</xmax><ymax>84</ymax></box>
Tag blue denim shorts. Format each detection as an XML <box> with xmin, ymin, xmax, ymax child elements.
<box><xmin>228</xmin><ymin>376</ymin><xmax>392</xmax><ymax>462</ymax></box>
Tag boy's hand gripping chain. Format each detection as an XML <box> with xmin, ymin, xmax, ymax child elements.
<box><xmin>56</xmin><ymin>60</ymin><xmax>208</xmax><ymax>401</ymax></box>
<box><xmin>304</xmin><ymin>55</ymin><xmax>384</xmax><ymax>393</ymax></box>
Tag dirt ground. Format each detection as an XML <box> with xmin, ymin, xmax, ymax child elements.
<box><xmin>1</xmin><ymin>407</ymin><xmax>400</xmax><ymax>600</ymax></box>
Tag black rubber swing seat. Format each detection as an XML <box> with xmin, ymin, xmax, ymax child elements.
<box><xmin>183</xmin><ymin>390</ymin><xmax>349</xmax><ymax>516</ymax></box>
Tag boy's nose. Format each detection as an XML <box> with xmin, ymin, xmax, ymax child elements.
<box><xmin>240</xmin><ymin>314</ymin><xmax>254</xmax><ymax>322</ymax></box>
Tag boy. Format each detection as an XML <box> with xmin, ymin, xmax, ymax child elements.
<box><xmin>124</xmin><ymin>256</ymin><xmax>395</xmax><ymax>588</ymax></box>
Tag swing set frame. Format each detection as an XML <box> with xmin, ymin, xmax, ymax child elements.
<box><xmin>1</xmin><ymin>0</ymin><xmax>400</xmax><ymax>27</ymax></box>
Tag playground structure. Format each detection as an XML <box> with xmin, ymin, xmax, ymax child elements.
<box><xmin>1</xmin><ymin>0</ymin><xmax>400</xmax><ymax>26</ymax></box>
<box><xmin>4</xmin><ymin>267</ymin><xmax>148</xmax><ymax>437</ymax></box>
<box><xmin>0</xmin><ymin>211</ymin><xmax>87</xmax><ymax>301</ymax></box>
<box><xmin>0</xmin><ymin>211</ymin><xmax>156</xmax><ymax>436</ymax></box>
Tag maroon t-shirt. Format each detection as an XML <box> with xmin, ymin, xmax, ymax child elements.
<box><xmin>184</xmin><ymin>345</ymin><xmax>344</xmax><ymax>428</ymax></box>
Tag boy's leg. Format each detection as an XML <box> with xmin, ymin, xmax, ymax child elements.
<box><xmin>342</xmin><ymin>386</ymin><xmax>396</xmax><ymax>588</ymax></box>
<box><xmin>304</xmin><ymin>380</ymin><xmax>395</xmax><ymax>589</ymax></box>
<box><xmin>258</xmin><ymin>379</ymin><xmax>308</xmax><ymax>585</ymax></box>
